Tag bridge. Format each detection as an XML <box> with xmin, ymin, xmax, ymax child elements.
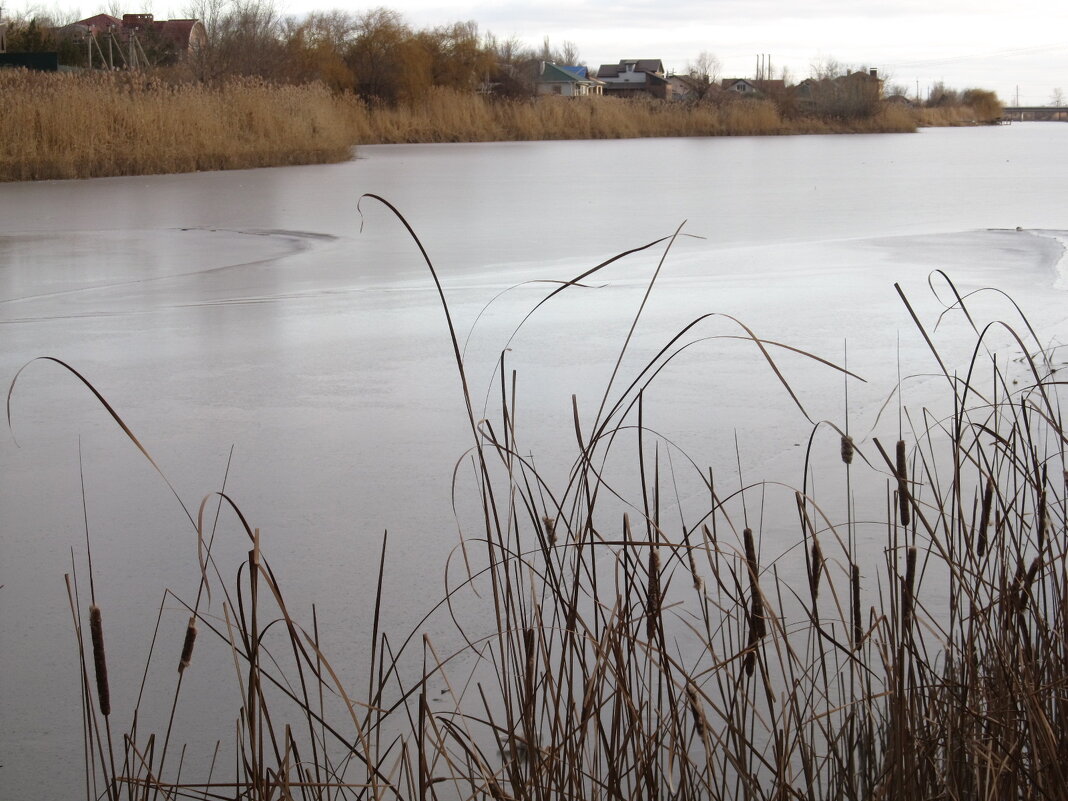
<box><xmin>1001</xmin><ymin>106</ymin><xmax>1068</xmax><ymax>122</ymax></box>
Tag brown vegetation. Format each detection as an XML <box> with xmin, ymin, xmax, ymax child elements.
<box><xmin>0</xmin><ymin>3</ymin><xmax>1004</xmax><ymax>180</ymax></box>
<box><xmin>2</xmin><ymin>65</ymin><xmax>1005</xmax><ymax>182</ymax></box>
<box><xmin>347</xmin><ymin>90</ymin><xmax>919</xmax><ymax>144</ymax></box>
<box><xmin>16</xmin><ymin>207</ymin><xmax>1067</xmax><ymax>800</ymax></box>
<box><xmin>0</xmin><ymin>70</ymin><xmax>356</xmax><ymax>181</ymax></box>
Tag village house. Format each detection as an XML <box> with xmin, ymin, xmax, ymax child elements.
<box><xmin>722</xmin><ymin>77</ymin><xmax>787</xmax><ymax>97</ymax></box>
<box><xmin>596</xmin><ymin>59</ymin><xmax>671</xmax><ymax>100</ymax></box>
<box><xmin>65</xmin><ymin>12</ymin><xmax>207</xmax><ymax>65</ymax></box>
<box><xmin>535</xmin><ymin>62</ymin><xmax>604</xmax><ymax>96</ymax></box>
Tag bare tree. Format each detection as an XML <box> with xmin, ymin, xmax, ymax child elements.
<box><xmin>809</xmin><ymin>56</ymin><xmax>845</xmax><ymax>81</ymax></box>
<box><xmin>684</xmin><ymin>50</ymin><xmax>720</xmax><ymax>101</ymax></box>
<box><xmin>559</xmin><ymin>39</ymin><xmax>579</xmax><ymax>66</ymax></box>
<box><xmin>1051</xmin><ymin>88</ymin><xmax>1065</xmax><ymax>107</ymax></box>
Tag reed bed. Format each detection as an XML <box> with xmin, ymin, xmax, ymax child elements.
<box><xmin>5</xmin><ymin>71</ymin><xmax>1003</xmax><ymax>181</ymax></box>
<box><xmin>4</xmin><ymin>72</ymin><xmax>928</xmax><ymax>182</ymax></box>
<box><xmin>13</xmin><ymin>202</ymin><xmax>1068</xmax><ymax>801</ymax></box>
<box><xmin>346</xmin><ymin>89</ymin><xmax>919</xmax><ymax>144</ymax></box>
<box><xmin>0</xmin><ymin>70</ymin><xmax>357</xmax><ymax>180</ymax></box>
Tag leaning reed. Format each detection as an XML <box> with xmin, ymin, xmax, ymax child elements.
<box><xmin>20</xmin><ymin>209</ymin><xmax>1067</xmax><ymax>800</ymax></box>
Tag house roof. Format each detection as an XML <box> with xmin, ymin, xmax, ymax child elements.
<box><xmin>597</xmin><ymin>59</ymin><xmax>665</xmax><ymax>79</ymax></box>
<box><xmin>722</xmin><ymin>78</ymin><xmax>757</xmax><ymax>90</ymax></box>
<box><xmin>558</xmin><ymin>65</ymin><xmax>588</xmax><ymax>80</ymax></box>
<box><xmin>73</xmin><ymin>13</ymin><xmax>123</xmax><ymax>32</ymax></box>
<box><xmin>539</xmin><ymin>62</ymin><xmax>583</xmax><ymax>83</ymax></box>
<box><xmin>722</xmin><ymin>78</ymin><xmax>785</xmax><ymax>93</ymax></box>
<box><xmin>71</xmin><ymin>13</ymin><xmax>205</xmax><ymax>49</ymax></box>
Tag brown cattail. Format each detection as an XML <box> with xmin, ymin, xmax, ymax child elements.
<box><xmin>1036</xmin><ymin>487</ymin><xmax>1047</xmax><ymax>549</ymax></box>
<box><xmin>541</xmin><ymin>515</ymin><xmax>557</xmax><ymax>546</ymax></box>
<box><xmin>902</xmin><ymin>547</ymin><xmax>917</xmax><ymax>634</ymax></box>
<box><xmin>685</xmin><ymin>684</ymin><xmax>707</xmax><ymax>737</ymax></box>
<box><xmin>523</xmin><ymin>626</ymin><xmax>536</xmax><ymax>681</ymax></box>
<box><xmin>896</xmin><ymin>440</ymin><xmax>911</xmax><ymax>526</ymax></box>
<box><xmin>977</xmin><ymin>475</ymin><xmax>994</xmax><ymax>558</ymax></box>
<box><xmin>743</xmin><ymin>528</ymin><xmax>765</xmax><ymax>638</ymax></box>
<box><xmin>542</xmin><ymin>516</ymin><xmax>559</xmax><ymax>551</ymax></box>
<box><xmin>646</xmin><ymin>543</ymin><xmax>662</xmax><ymax>641</ymax></box>
<box><xmin>841</xmin><ymin>434</ymin><xmax>855</xmax><ymax>465</ymax></box>
<box><xmin>684</xmin><ymin>526</ymin><xmax>703</xmax><ymax>591</ymax></box>
<box><xmin>743</xmin><ymin>528</ymin><xmax>765</xmax><ymax>676</ymax></box>
<box><xmin>89</xmin><ymin>604</ymin><xmax>111</xmax><ymax>716</ymax></box>
<box><xmin>851</xmin><ymin>564</ymin><xmax>862</xmax><ymax>649</ymax></box>
<box><xmin>810</xmin><ymin>538</ymin><xmax>824</xmax><ymax>602</ymax></box>
<box><xmin>179</xmin><ymin>615</ymin><xmax>198</xmax><ymax>673</ymax></box>
<box><xmin>1020</xmin><ymin>556</ymin><xmax>1043</xmax><ymax>610</ymax></box>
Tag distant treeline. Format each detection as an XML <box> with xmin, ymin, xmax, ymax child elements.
<box><xmin>1</xmin><ymin>2</ymin><xmax>1005</xmax><ymax>180</ymax></box>
<box><xmin>7</xmin><ymin>2</ymin><xmax>1003</xmax><ymax>114</ymax></box>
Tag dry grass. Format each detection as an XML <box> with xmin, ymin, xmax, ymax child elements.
<box><xmin>913</xmin><ymin>104</ymin><xmax>1003</xmax><ymax>127</ymax></box>
<box><xmin>11</xmin><ymin>202</ymin><xmax>1066</xmax><ymax>800</ymax></box>
<box><xmin>3</xmin><ymin>72</ymin><xmax>927</xmax><ymax>182</ymax></box>
<box><xmin>348</xmin><ymin>90</ymin><xmax>919</xmax><ymax>143</ymax></box>
<box><xmin>0</xmin><ymin>70</ymin><xmax>357</xmax><ymax>181</ymax></box>
<box><xmin>5</xmin><ymin>69</ymin><xmax>1005</xmax><ymax>182</ymax></box>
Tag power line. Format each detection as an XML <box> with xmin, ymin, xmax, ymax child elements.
<box><xmin>892</xmin><ymin>42</ymin><xmax>1068</xmax><ymax>68</ymax></box>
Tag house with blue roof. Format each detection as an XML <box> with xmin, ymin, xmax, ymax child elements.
<box><xmin>535</xmin><ymin>62</ymin><xmax>604</xmax><ymax>97</ymax></box>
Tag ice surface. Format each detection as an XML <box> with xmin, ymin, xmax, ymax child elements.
<box><xmin>2</xmin><ymin>125</ymin><xmax>1067</xmax><ymax>799</ymax></box>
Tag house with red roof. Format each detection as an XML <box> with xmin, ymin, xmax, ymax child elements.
<box><xmin>66</xmin><ymin>12</ymin><xmax>206</xmax><ymax>65</ymax></box>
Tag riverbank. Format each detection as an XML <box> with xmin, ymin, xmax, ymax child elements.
<box><xmin>2</xmin><ymin>72</ymin><xmax>1000</xmax><ymax>181</ymax></box>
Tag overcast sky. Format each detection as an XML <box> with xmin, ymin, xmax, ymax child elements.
<box><xmin>9</xmin><ymin>0</ymin><xmax>1066</xmax><ymax>104</ymax></box>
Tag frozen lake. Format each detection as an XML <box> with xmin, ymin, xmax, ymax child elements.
<box><xmin>2</xmin><ymin>124</ymin><xmax>1067</xmax><ymax>798</ymax></box>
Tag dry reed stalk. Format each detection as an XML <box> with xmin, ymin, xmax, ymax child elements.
<box><xmin>851</xmin><ymin>565</ymin><xmax>862</xmax><ymax>649</ymax></box>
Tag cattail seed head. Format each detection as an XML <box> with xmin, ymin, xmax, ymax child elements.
<box><xmin>541</xmin><ymin>515</ymin><xmax>557</xmax><ymax>546</ymax></box>
<box><xmin>686</xmin><ymin>684</ymin><xmax>706</xmax><ymax>737</ymax></box>
<box><xmin>743</xmin><ymin>528</ymin><xmax>766</xmax><ymax>641</ymax></box>
<box><xmin>646</xmin><ymin>545</ymin><xmax>662</xmax><ymax>641</ymax></box>
<box><xmin>902</xmin><ymin>547</ymin><xmax>917</xmax><ymax>633</ymax></box>
<box><xmin>809</xmin><ymin>539</ymin><xmax>824</xmax><ymax>601</ymax></box>
<box><xmin>1020</xmin><ymin>556</ymin><xmax>1042</xmax><ymax>610</ymax></box>
<box><xmin>896</xmin><ymin>440</ymin><xmax>911</xmax><ymax>526</ymax></box>
<box><xmin>840</xmin><ymin>435</ymin><xmax>854</xmax><ymax>465</ymax></box>
<box><xmin>977</xmin><ymin>476</ymin><xmax>994</xmax><ymax>558</ymax></box>
<box><xmin>89</xmin><ymin>604</ymin><xmax>111</xmax><ymax>716</ymax></box>
<box><xmin>179</xmin><ymin>616</ymin><xmax>198</xmax><ymax>673</ymax></box>
<box><xmin>686</xmin><ymin>546</ymin><xmax>703</xmax><ymax>592</ymax></box>
<box><xmin>1036</xmin><ymin>488</ymin><xmax>1047</xmax><ymax>549</ymax></box>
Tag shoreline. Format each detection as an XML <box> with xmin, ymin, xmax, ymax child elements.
<box><xmin>2</xmin><ymin>72</ymin><xmax>1001</xmax><ymax>182</ymax></box>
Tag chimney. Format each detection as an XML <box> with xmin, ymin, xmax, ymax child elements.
<box><xmin>870</xmin><ymin>68</ymin><xmax>878</xmax><ymax>79</ymax></box>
